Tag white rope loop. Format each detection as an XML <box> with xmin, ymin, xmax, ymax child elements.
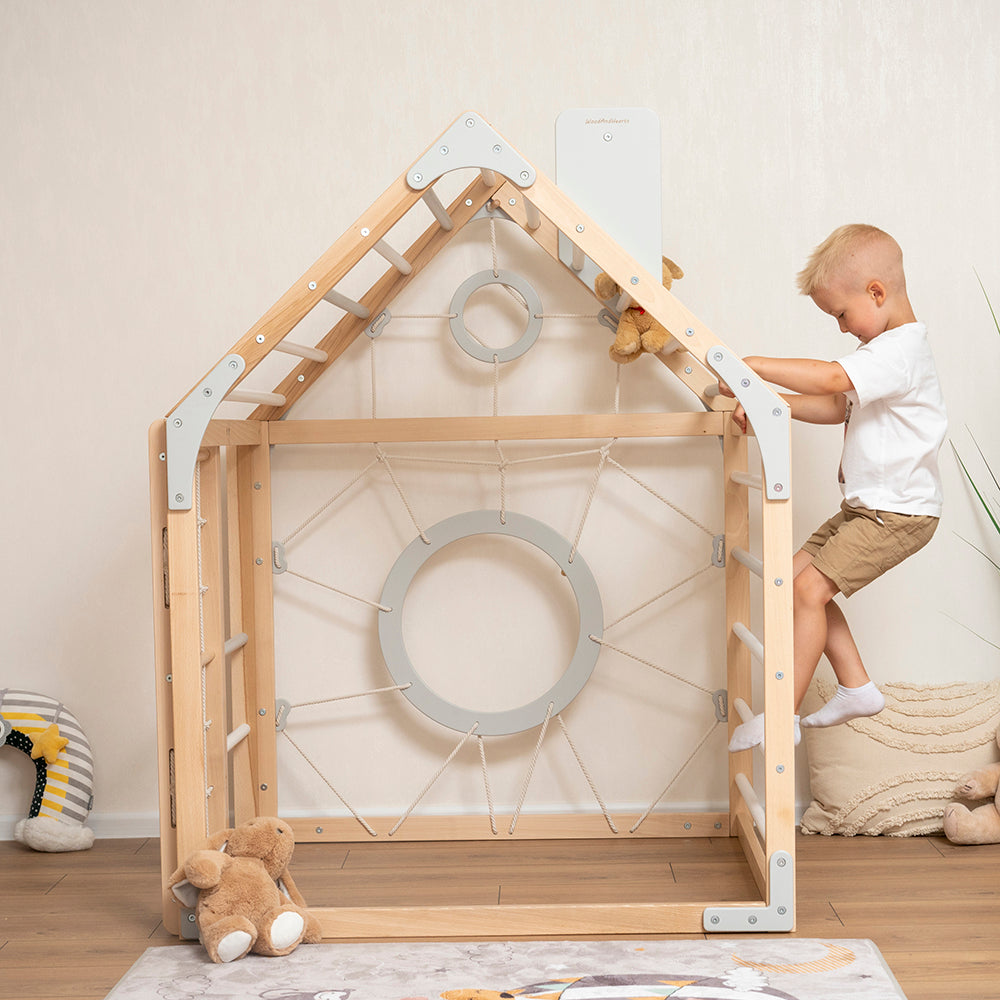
<box><xmin>281</xmin><ymin>730</ymin><xmax>377</xmax><ymax>837</ymax></box>
<box><xmin>389</xmin><ymin>722</ymin><xmax>479</xmax><ymax>837</ymax></box>
<box><xmin>629</xmin><ymin>720</ymin><xmax>721</xmax><ymax>833</ymax></box>
<box><xmin>508</xmin><ymin>701</ymin><xmax>554</xmax><ymax>834</ymax></box>
<box><xmin>557</xmin><ymin>714</ymin><xmax>618</xmax><ymax>834</ymax></box>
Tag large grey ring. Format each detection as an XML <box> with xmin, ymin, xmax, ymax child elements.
<box><xmin>377</xmin><ymin>510</ymin><xmax>604</xmax><ymax>736</ymax></box>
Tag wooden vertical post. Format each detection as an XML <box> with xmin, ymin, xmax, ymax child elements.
<box><xmin>233</xmin><ymin>424</ymin><xmax>279</xmax><ymax>818</ymax></box>
<box><xmin>722</xmin><ymin>423</ymin><xmax>753</xmax><ymax>829</ymax></box>
<box><xmin>760</xmin><ymin>481</ymin><xmax>796</xmax><ymax>901</ymax></box>
<box><xmin>196</xmin><ymin>448</ymin><xmax>230</xmax><ymax>834</ymax></box>
<box><xmin>148</xmin><ymin>421</ymin><xmax>180</xmax><ymax>933</ymax></box>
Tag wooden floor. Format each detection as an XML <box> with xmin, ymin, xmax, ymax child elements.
<box><xmin>2</xmin><ymin>831</ymin><xmax>998</xmax><ymax>999</ymax></box>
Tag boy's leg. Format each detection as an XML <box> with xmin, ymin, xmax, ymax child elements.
<box><xmin>800</xmin><ymin>597</ymin><xmax>884</xmax><ymax>726</ymax></box>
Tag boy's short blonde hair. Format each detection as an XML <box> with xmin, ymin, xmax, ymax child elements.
<box><xmin>796</xmin><ymin>224</ymin><xmax>904</xmax><ymax>296</ymax></box>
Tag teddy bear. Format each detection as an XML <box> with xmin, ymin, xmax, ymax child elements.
<box><xmin>594</xmin><ymin>255</ymin><xmax>684</xmax><ymax>364</ymax></box>
<box><xmin>943</xmin><ymin>725</ymin><xmax>1000</xmax><ymax>845</ymax></box>
<box><xmin>168</xmin><ymin>815</ymin><xmax>322</xmax><ymax>963</ymax></box>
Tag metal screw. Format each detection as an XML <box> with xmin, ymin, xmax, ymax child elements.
<box><xmin>159</xmin><ymin>452</ymin><xmax>166</xmax><ymax>461</ymax></box>
<box><xmin>492</xmin><ymin>144</ymin><xmax>502</xmax><ymax>153</ymax></box>
<box><xmin>256</xmin><ymin>334</ymin><xmax>265</xmax><ymax>343</ymax></box>
<box><xmin>228</xmin><ymin>359</ymin><xmax>240</xmax><ymax>369</ymax></box>
<box><xmin>684</xmin><ymin>822</ymin><xmax>692</xmax><ymax>830</ymax></box>
<box><xmin>439</xmin><ymin>146</ymin><xmax>448</xmax><ymax>155</ymax></box>
<box><xmin>259</xmin><ymin>708</ymin><xmax>267</xmax><ymax>716</ymax></box>
<box><xmin>508</xmin><ymin>198</ymin><xmax>516</xmax><ymax>206</ymax></box>
<box><xmin>165</xmin><ymin>674</ymin><xmax>172</xmax><ymax>683</ymax></box>
<box><xmin>774</xmin><ymin>482</ymin><xmax>784</xmax><ymax>492</ymax></box>
<box><xmin>174</xmin><ymin>493</ymin><xmax>184</xmax><ymax>503</ymax></box>
<box><xmin>465</xmin><ymin>198</ymin><xmax>473</xmax><ymax>206</ymax></box>
<box><xmin>685</xmin><ymin>366</ymin><xmax>693</xmax><ymax>374</ymax></box>
<box><xmin>315</xmin><ymin>826</ymin><xmax>323</xmax><ymax>834</ymax></box>
<box><xmin>714</xmin><ymin>822</ymin><xmax>722</xmax><ymax>829</ymax></box>
<box><xmin>413</xmin><ymin>172</ymin><xmax>423</xmax><ymax>183</ymax></box>
<box><xmin>361</xmin><ymin>227</ymin><xmax>370</xmax><ymax>237</ymax></box>
<box><xmin>776</xmin><ymin>764</ymin><xmax>785</xmax><ymax>773</ymax></box>
<box><xmin>775</xmin><ymin>578</ymin><xmax>784</xmax><ymax>586</ymax></box>
<box><xmin>775</xmin><ymin>671</ymin><xmax>784</xmax><ymax>680</ymax></box>
<box><xmin>202</xmin><ymin>387</ymin><xmax>212</xmax><ymax>397</ymax></box>
<box><xmin>254</xmin><ymin>482</ymin><xmax>262</xmax><ymax>490</ymax></box>
<box><xmin>603</xmin><ymin>132</ymin><xmax>613</xmax><ymax>142</ymax></box>
<box><xmin>687</xmin><ymin>328</ymin><xmax>696</xmax><ymax>337</ymax></box>
<box><xmin>309</xmin><ymin>281</ymin><xmax>317</xmax><ymax>290</ymax></box>
<box><xmin>712</xmin><ymin>351</ymin><xmax>724</xmax><ymax>362</ymax></box>
<box><xmin>260</xmin><ymin>783</ymin><xmax>268</xmax><ymax>791</ymax></box>
<box><xmin>740</xmin><ymin>378</ymin><xmax>750</xmax><ymax>388</ymax></box>
<box><xmin>187</xmin><ymin>913</ymin><xmax>197</xmax><ymax>922</ymax></box>
<box><xmin>576</xmin><ymin>224</ymin><xmax>585</xmax><ymax>233</ymax></box>
<box><xmin>777</xmin><ymin>905</ymin><xmax>787</xmax><ymax>915</ymax></box>
<box><xmin>777</xmin><ymin>857</ymin><xmax>787</xmax><ymax>867</ymax></box>
<box><xmin>465</xmin><ymin>117</ymin><xmax>475</xmax><ymax>127</ymax></box>
<box><xmin>773</xmin><ymin>407</ymin><xmax>783</xmax><ymax>417</ymax></box>
<box><xmin>748</xmin><ymin>915</ymin><xmax>758</xmax><ymax>925</ymax></box>
<box><xmin>520</xmin><ymin>170</ymin><xmax>530</xmax><ymax>181</ymax></box>
<box><xmin>297</xmin><ymin>374</ymin><xmax>305</xmax><ymax>382</ymax></box>
<box><xmin>256</xmin><ymin>557</ymin><xmax>263</xmax><ymax>565</ymax></box>
<box><xmin>173</xmin><ymin>417</ymin><xmax>183</xmax><ymax>427</ymax></box>
<box><xmin>710</xmin><ymin>915</ymin><xmax>720</xmax><ymax>925</ymax></box>
<box><xmin>630</xmin><ymin>276</ymin><xmax>639</xmax><ymax>285</ymax></box>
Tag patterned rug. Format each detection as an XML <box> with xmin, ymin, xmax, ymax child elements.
<box><xmin>105</xmin><ymin>938</ymin><xmax>906</xmax><ymax>999</ymax></box>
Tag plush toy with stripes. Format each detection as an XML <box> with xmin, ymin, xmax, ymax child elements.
<box><xmin>1</xmin><ymin>688</ymin><xmax>95</xmax><ymax>851</ymax></box>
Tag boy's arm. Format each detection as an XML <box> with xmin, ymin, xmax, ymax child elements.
<box><xmin>719</xmin><ymin>356</ymin><xmax>850</xmax><ymax>431</ymax></box>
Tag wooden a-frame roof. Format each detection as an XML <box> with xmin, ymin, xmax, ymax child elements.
<box><xmin>163</xmin><ymin>111</ymin><xmax>789</xmax><ymax>510</ymax></box>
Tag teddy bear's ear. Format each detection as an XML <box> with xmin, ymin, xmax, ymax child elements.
<box><xmin>594</xmin><ymin>271</ymin><xmax>620</xmax><ymax>301</ymax></box>
<box><xmin>170</xmin><ymin>877</ymin><xmax>201</xmax><ymax>908</ymax></box>
<box><xmin>662</xmin><ymin>256</ymin><xmax>684</xmax><ymax>282</ymax></box>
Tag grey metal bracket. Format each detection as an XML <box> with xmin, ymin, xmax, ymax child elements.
<box><xmin>471</xmin><ymin>200</ymin><xmax>515</xmax><ymax>225</ymax></box>
<box><xmin>712</xmin><ymin>688</ymin><xmax>728</xmax><ymax>722</ymax></box>
<box><xmin>166</xmin><ymin>354</ymin><xmax>246</xmax><ymax>510</ymax></box>
<box><xmin>703</xmin><ymin>849</ymin><xmax>794</xmax><ymax>931</ymax></box>
<box><xmin>706</xmin><ymin>346</ymin><xmax>791</xmax><ymax>500</ymax></box>
<box><xmin>712</xmin><ymin>532</ymin><xmax>726</xmax><ymax>568</ymax></box>
<box><xmin>274</xmin><ymin>698</ymin><xmax>291</xmax><ymax>733</ymax></box>
<box><xmin>406</xmin><ymin>111</ymin><xmax>536</xmax><ymax>191</ymax></box>
<box><xmin>271</xmin><ymin>541</ymin><xmax>288</xmax><ymax>574</ymax></box>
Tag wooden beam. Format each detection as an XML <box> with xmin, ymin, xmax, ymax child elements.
<box><xmin>308</xmin><ymin>900</ymin><xmax>742</xmax><ymax>938</ymax></box>
<box><xmin>286</xmin><ymin>812</ymin><xmax>729</xmax><ymax>844</ymax></box>
<box><xmin>263</xmin><ymin>411</ymin><xmax>725</xmax><ymax>445</ymax></box>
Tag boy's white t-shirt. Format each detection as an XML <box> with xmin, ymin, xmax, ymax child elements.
<box><xmin>834</xmin><ymin>322</ymin><xmax>947</xmax><ymax>516</ymax></box>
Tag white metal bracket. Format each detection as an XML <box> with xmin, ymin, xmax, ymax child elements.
<box><xmin>406</xmin><ymin>111</ymin><xmax>536</xmax><ymax>191</ymax></box>
<box><xmin>703</xmin><ymin>849</ymin><xmax>794</xmax><ymax>931</ymax></box>
<box><xmin>166</xmin><ymin>354</ymin><xmax>246</xmax><ymax>510</ymax></box>
<box><xmin>706</xmin><ymin>346</ymin><xmax>791</xmax><ymax>500</ymax></box>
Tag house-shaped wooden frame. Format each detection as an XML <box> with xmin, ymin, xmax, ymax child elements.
<box><xmin>148</xmin><ymin>111</ymin><xmax>797</xmax><ymax>938</ymax></box>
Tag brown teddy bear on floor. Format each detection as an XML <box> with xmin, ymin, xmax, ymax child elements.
<box><xmin>168</xmin><ymin>815</ymin><xmax>322</xmax><ymax>963</ymax></box>
<box><xmin>594</xmin><ymin>256</ymin><xmax>684</xmax><ymax>364</ymax></box>
<box><xmin>943</xmin><ymin>725</ymin><xmax>1000</xmax><ymax>845</ymax></box>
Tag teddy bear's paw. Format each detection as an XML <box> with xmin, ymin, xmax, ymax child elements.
<box><xmin>216</xmin><ymin>929</ymin><xmax>254</xmax><ymax>964</ymax></box>
<box><xmin>639</xmin><ymin>329</ymin><xmax>671</xmax><ymax>354</ymax></box>
<box><xmin>269</xmin><ymin>909</ymin><xmax>306</xmax><ymax>951</ymax></box>
<box><xmin>609</xmin><ymin>344</ymin><xmax>643</xmax><ymax>365</ymax></box>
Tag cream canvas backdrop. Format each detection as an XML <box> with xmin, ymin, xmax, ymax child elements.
<box><xmin>1</xmin><ymin>0</ymin><xmax>998</xmax><ymax>836</ymax></box>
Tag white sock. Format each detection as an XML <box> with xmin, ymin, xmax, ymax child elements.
<box><xmin>800</xmin><ymin>681</ymin><xmax>885</xmax><ymax>728</ymax></box>
<box><xmin>728</xmin><ymin>712</ymin><xmax>801</xmax><ymax>752</ymax></box>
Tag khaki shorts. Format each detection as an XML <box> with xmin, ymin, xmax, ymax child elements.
<box><xmin>801</xmin><ymin>501</ymin><xmax>939</xmax><ymax>597</ymax></box>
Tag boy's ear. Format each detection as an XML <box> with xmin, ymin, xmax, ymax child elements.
<box><xmin>867</xmin><ymin>279</ymin><xmax>887</xmax><ymax>306</ymax></box>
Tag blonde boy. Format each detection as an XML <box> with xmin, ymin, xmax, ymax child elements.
<box><xmin>722</xmin><ymin>224</ymin><xmax>947</xmax><ymax>751</ymax></box>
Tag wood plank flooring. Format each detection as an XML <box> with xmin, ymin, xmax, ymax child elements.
<box><xmin>1</xmin><ymin>831</ymin><xmax>997</xmax><ymax>999</ymax></box>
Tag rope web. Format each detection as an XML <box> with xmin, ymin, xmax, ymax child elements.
<box><xmin>267</xmin><ymin>216</ymin><xmax>727</xmax><ymax>837</ymax></box>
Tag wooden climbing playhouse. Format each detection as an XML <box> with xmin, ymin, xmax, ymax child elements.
<box><xmin>148</xmin><ymin>110</ymin><xmax>797</xmax><ymax>937</ymax></box>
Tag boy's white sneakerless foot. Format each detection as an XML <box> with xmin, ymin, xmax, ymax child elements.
<box><xmin>728</xmin><ymin>712</ymin><xmax>801</xmax><ymax>752</ymax></box>
<box><xmin>800</xmin><ymin>681</ymin><xmax>885</xmax><ymax>728</ymax></box>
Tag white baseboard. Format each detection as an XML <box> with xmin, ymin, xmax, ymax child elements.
<box><xmin>0</xmin><ymin>812</ymin><xmax>160</xmax><ymax>841</ymax></box>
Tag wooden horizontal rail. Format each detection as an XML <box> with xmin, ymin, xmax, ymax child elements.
<box><xmin>263</xmin><ymin>411</ymin><xmax>725</xmax><ymax>445</ymax></box>
<box><xmin>287</xmin><ymin>811</ymin><xmax>729</xmax><ymax>844</ymax></box>
<box><xmin>309</xmin><ymin>899</ymin><xmax>751</xmax><ymax>938</ymax></box>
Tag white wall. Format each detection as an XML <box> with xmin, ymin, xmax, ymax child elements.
<box><xmin>2</xmin><ymin>0</ymin><xmax>998</xmax><ymax>837</ymax></box>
